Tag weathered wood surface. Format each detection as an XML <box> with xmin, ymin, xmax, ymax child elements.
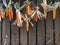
<box><xmin>0</xmin><ymin>0</ymin><xmax>60</xmax><ymax>45</ymax></box>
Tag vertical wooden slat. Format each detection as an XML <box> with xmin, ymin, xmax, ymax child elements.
<box><xmin>1</xmin><ymin>19</ymin><xmax>3</xmax><ymax>45</ymax></box>
<box><xmin>35</xmin><ymin>22</ymin><xmax>37</xmax><ymax>45</ymax></box>
<box><xmin>18</xmin><ymin>27</ymin><xmax>21</xmax><ymax>45</ymax></box>
<box><xmin>10</xmin><ymin>21</ymin><xmax>11</xmax><ymax>45</ymax></box>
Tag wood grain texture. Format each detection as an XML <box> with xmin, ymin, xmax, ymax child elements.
<box><xmin>0</xmin><ymin>0</ymin><xmax>60</xmax><ymax>45</ymax></box>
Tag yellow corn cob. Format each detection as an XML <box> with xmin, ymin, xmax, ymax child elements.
<box><xmin>5</xmin><ymin>7</ymin><xmax>9</xmax><ymax>17</ymax></box>
<box><xmin>34</xmin><ymin>12</ymin><xmax>38</xmax><ymax>22</ymax></box>
<box><xmin>26</xmin><ymin>4</ymin><xmax>31</xmax><ymax>15</ymax></box>
<box><xmin>53</xmin><ymin>9</ymin><xmax>56</xmax><ymax>20</ymax></box>
<box><xmin>43</xmin><ymin>9</ymin><xmax>47</xmax><ymax>19</ymax></box>
<box><xmin>26</xmin><ymin>23</ymin><xmax>30</xmax><ymax>31</ymax></box>
<box><xmin>9</xmin><ymin>9</ymin><xmax>13</xmax><ymax>21</ymax></box>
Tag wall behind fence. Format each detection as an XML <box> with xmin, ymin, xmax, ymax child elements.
<box><xmin>0</xmin><ymin>0</ymin><xmax>60</xmax><ymax>45</ymax></box>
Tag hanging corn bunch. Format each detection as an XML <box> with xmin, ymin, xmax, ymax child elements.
<box><xmin>40</xmin><ymin>0</ymin><xmax>59</xmax><ymax>20</ymax></box>
<box><xmin>2</xmin><ymin>1</ymin><xmax>12</xmax><ymax>17</ymax></box>
<box><xmin>12</xmin><ymin>1</ymin><xmax>27</xmax><ymax>27</ymax></box>
<box><xmin>12</xmin><ymin>10</ymin><xmax>23</xmax><ymax>27</ymax></box>
<box><xmin>30</xmin><ymin>7</ymin><xmax>44</xmax><ymax>22</ymax></box>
